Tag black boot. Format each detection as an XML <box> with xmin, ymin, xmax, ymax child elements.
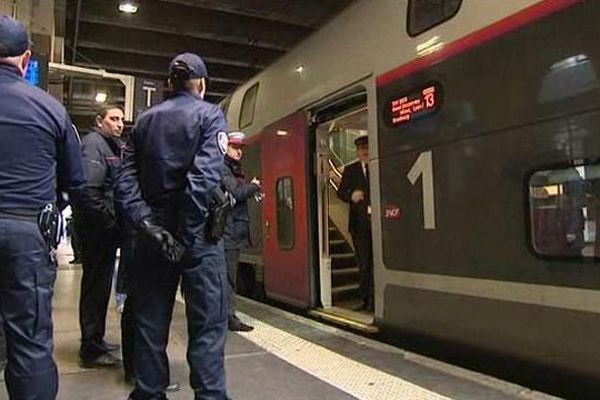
<box><xmin>228</xmin><ymin>315</ymin><xmax>253</xmax><ymax>332</ymax></box>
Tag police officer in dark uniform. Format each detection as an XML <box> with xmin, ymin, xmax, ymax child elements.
<box><xmin>0</xmin><ymin>15</ymin><xmax>85</xmax><ymax>399</ymax></box>
<box><xmin>221</xmin><ymin>131</ymin><xmax>260</xmax><ymax>332</ymax></box>
<box><xmin>115</xmin><ymin>52</ymin><xmax>230</xmax><ymax>400</ymax></box>
<box><xmin>337</xmin><ymin>134</ymin><xmax>373</xmax><ymax>312</ymax></box>
<box><xmin>75</xmin><ymin>105</ymin><xmax>125</xmax><ymax>367</ymax></box>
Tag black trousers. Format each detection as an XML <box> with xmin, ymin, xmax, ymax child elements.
<box><xmin>129</xmin><ymin>236</ymin><xmax>228</xmax><ymax>400</ymax></box>
<box><xmin>79</xmin><ymin>230</ymin><xmax>117</xmax><ymax>359</ymax></box>
<box><xmin>68</xmin><ymin>217</ymin><xmax>82</xmax><ymax>261</ymax></box>
<box><xmin>0</xmin><ymin>218</ymin><xmax>58</xmax><ymax>400</ymax></box>
<box><xmin>225</xmin><ymin>248</ymin><xmax>240</xmax><ymax>317</ymax></box>
<box><xmin>0</xmin><ymin>314</ymin><xmax>5</xmax><ymax>367</ymax></box>
<box><xmin>119</xmin><ymin>232</ymin><xmax>137</xmax><ymax>378</ymax></box>
<box><xmin>351</xmin><ymin>228</ymin><xmax>374</xmax><ymax>308</ymax></box>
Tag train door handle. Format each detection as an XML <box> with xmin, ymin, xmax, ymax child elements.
<box><xmin>265</xmin><ymin>220</ymin><xmax>270</xmax><ymax>239</ymax></box>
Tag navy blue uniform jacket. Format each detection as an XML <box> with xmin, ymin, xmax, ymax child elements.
<box><xmin>115</xmin><ymin>91</ymin><xmax>228</xmax><ymax>246</ymax></box>
<box><xmin>0</xmin><ymin>64</ymin><xmax>84</xmax><ymax>211</ymax></box>
<box><xmin>221</xmin><ymin>156</ymin><xmax>260</xmax><ymax>250</ymax></box>
<box><xmin>76</xmin><ymin>129</ymin><xmax>123</xmax><ymax>233</ymax></box>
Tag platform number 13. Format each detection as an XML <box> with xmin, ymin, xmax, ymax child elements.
<box><xmin>407</xmin><ymin>151</ymin><xmax>436</xmax><ymax>230</ymax></box>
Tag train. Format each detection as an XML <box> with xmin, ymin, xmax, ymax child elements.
<box><xmin>221</xmin><ymin>0</ymin><xmax>600</xmax><ymax>396</ymax></box>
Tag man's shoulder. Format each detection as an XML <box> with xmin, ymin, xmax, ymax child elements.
<box><xmin>344</xmin><ymin>161</ymin><xmax>361</xmax><ymax>172</ymax></box>
<box><xmin>15</xmin><ymin>80</ymin><xmax>68</xmax><ymax>117</ymax></box>
<box><xmin>81</xmin><ymin>130</ymin><xmax>102</xmax><ymax>144</ymax></box>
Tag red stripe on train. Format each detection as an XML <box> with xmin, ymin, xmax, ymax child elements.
<box><xmin>376</xmin><ymin>0</ymin><xmax>580</xmax><ymax>87</ymax></box>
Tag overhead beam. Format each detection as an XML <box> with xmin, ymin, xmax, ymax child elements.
<box><xmin>77</xmin><ymin>40</ymin><xmax>266</xmax><ymax>70</ymax></box>
<box><xmin>156</xmin><ymin>0</ymin><xmax>352</xmax><ymax>29</ymax></box>
<box><xmin>74</xmin><ymin>48</ymin><xmax>251</xmax><ymax>84</ymax></box>
<box><xmin>78</xmin><ymin>0</ymin><xmax>310</xmax><ymax>51</ymax></box>
<box><xmin>77</xmin><ymin>21</ymin><xmax>281</xmax><ymax>68</ymax></box>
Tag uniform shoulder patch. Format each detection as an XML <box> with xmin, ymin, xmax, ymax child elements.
<box><xmin>217</xmin><ymin>131</ymin><xmax>228</xmax><ymax>155</ymax></box>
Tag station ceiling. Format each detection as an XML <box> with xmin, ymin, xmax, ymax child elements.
<box><xmin>63</xmin><ymin>0</ymin><xmax>353</xmax><ymax>119</ymax></box>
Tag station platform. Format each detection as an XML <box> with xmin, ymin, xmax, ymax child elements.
<box><xmin>0</xmin><ymin>247</ymin><xmax>562</xmax><ymax>400</ymax></box>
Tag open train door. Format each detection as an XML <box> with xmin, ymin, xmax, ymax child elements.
<box><xmin>261</xmin><ymin>112</ymin><xmax>312</xmax><ymax>307</ymax></box>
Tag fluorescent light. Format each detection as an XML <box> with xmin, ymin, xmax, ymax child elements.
<box><xmin>119</xmin><ymin>1</ymin><xmax>138</xmax><ymax>13</ymax></box>
<box><xmin>276</xmin><ymin>130</ymin><xmax>289</xmax><ymax>136</ymax></box>
<box><xmin>95</xmin><ymin>92</ymin><xmax>107</xmax><ymax>103</ymax></box>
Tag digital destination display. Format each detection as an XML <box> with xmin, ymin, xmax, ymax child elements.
<box><xmin>24</xmin><ymin>59</ymin><xmax>40</xmax><ymax>86</ymax></box>
<box><xmin>384</xmin><ymin>82</ymin><xmax>442</xmax><ymax>127</ymax></box>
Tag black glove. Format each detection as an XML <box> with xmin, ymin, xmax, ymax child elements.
<box><xmin>140</xmin><ymin>220</ymin><xmax>186</xmax><ymax>263</ymax></box>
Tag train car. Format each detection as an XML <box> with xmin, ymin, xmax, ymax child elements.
<box><xmin>223</xmin><ymin>0</ymin><xmax>600</xmax><ymax>393</ymax></box>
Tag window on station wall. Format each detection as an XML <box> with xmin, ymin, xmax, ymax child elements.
<box><xmin>407</xmin><ymin>0</ymin><xmax>462</xmax><ymax>37</ymax></box>
<box><xmin>529</xmin><ymin>164</ymin><xmax>600</xmax><ymax>259</ymax></box>
<box><xmin>276</xmin><ymin>177</ymin><xmax>295</xmax><ymax>250</ymax></box>
<box><xmin>239</xmin><ymin>82</ymin><xmax>259</xmax><ymax>129</ymax></box>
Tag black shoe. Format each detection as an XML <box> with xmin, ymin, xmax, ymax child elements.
<box><xmin>166</xmin><ymin>382</ymin><xmax>181</xmax><ymax>392</ymax></box>
<box><xmin>228</xmin><ymin>318</ymin><xmax>254</xmax><ymax>332</ymax></box>
<box><xmin>80</xmin><ymin>353</ymin><xmax>121</xmax><ymax>368</ymax></box>
<box><xmin>100</xmin><ymin>340</ymin><xmax>120</xmax><ymax>352</ymax></box>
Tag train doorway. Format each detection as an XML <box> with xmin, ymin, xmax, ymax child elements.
<box><xmin>311</xmin><ymin>91</ymin><xmax>375</xmax><ymax>329</ymax></box>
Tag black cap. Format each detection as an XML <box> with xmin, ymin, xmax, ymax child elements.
<box><xmin>0</xmin><ymin>15</ymin><xmax>29</xmax><ymax>57</ymax></box>
<box><xmin>354</xmin><ymin>134</ymin><xmax>368</xmax><ymax>147</ymax></box>
<box><xmin>169</xmin><ymin>53</ymin><xmax>208</xmax><ymax>79</ymax></box>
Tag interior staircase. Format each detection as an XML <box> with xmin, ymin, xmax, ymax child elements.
<box><xmin>328</xmin><ymin>219</ymin><xmax>360</xmax><ymax>303</ymax></box>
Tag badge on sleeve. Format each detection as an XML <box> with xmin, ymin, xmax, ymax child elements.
<box><xmin>217</xmin><ymin>131</ymin><xmax>228</xmax><ymax>155</ymax></box>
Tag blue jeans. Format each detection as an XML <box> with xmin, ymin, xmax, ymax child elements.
<box><xmin>129</xmin><ymin>235</ymin><xmax>228</xmax><ymax>400</ymax></box>
<box><xmin>0</xmin><ymin>218</ymin><xmax>58</xmax><ymax>400</ymax></box>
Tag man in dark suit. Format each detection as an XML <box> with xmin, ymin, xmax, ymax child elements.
<box><xmin>337</xmin><ymin>134</ymin><xmax>373</xmax><ymax>312</ymax></box>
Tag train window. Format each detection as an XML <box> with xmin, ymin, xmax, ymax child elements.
<box><xmin>529</xmin><ymin>164</ymin><xmax>600</xmax><ymax>258</ymax></box>
<box><xmin>407</xmin><ymin>0</ymin><xmax>462</xmax><ymax>37</ymax></box>
<box><xmin>239</xmin><ymin>82</ymin><xmax>259</xmax><ymax>129</ymax></box>
<box><xmin>276</xmin><ymin>177</ymin><xmax>295</xmax><ymax>250</ymax></box>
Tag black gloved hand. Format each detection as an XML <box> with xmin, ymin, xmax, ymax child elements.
<box><xmin>140</xmin><ymin>220</ymin><xmax>186</xmax><ymax>263</ymax></box>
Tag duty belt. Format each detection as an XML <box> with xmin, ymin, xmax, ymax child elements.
<box><xmin>0</xmin><ymin>209</ymin><xmax>39</xmax><ymax>222</ymax></box>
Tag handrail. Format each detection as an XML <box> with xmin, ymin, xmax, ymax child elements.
<box><xmin>329</xmin><ymin>179</ymin><xmax>339</xmax><ymax>192</ymax></box>
<box><xmin>328</xmin><ymin>158</ymin><xmax>342</xmax><ymax>179</ymax></box>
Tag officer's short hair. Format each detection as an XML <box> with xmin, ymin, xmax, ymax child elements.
<box><xmin>96</xmin><ymin>104</ymin><xmax>124</xmax><ymax>120</ymax></box>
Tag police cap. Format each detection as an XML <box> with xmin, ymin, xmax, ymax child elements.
<box><xmin>169</xmin><ymin>53</ymin><xmax>208</xmax><ymax>80</ymax></box>
<box><xmin>228</xmin><ymin>131</ymin><xmax>246</xmax><ymax>146</ymax></box>
<box><xmin>0</xmin><ymin>15</ymin><xmax>29</xmax><ymax>57</ymax></box>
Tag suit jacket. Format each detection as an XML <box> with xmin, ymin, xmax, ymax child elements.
<box><xmin>337</xmin><ymin>160</ymin><xmax>370</xmax><ymax>234</ymax></box>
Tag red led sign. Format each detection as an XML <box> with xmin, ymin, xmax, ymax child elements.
<box><xmin>385</xmin><ymin>83</ymin><xmax>442</xmax><ymax>127</ymax></box>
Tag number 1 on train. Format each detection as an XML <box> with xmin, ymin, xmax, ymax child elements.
<box><xmin>407</xmin><ymin>151</ymin><xmax>436</xmax><ymax>230</ymax></box>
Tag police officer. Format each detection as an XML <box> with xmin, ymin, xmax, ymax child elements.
<box><xmin>0</xmin><ymin>15</ymin><xmax>85</xmax><ymax>400</ymax></box>
<box><xmin>75</xmin><ymin>105</ymin><xmax>125</xmax><ymax>367</ymax></box>
<box><xmin>221</xmin><ymin>131</ymin><xmax>260</xmax><ymax>332</ymax></box>
<box><xmin>115</xmin><ymin>52</ymin><xmax>230</xmax><ymax>400</ymax></box>
<box><xmin>337</xmin><ymin>134</ymin><xmax>373</xmax><ymax>312</ymax></box>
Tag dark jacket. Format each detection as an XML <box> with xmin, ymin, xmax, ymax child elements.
<box><xmin>75</xmin><ymin>129</ymin><xmax>123</xmax><ymax>234</ymax></box>
<box><xmin>115</xmin><ymin>91</ymin><xmax>228</xmax><ymax>246</ymax></box>
<box><xmin>221</xmin><ymin>156</ymin><xmax>260</xmax><ymax>249</ymax></box>
<box><xmin>0</xmin><ymin>64</ymin><xmax>84</xmax><ymax>212</ymax></box>
<box><xmin>337</xmin><ymin>160</ymin><xmax>370</xmax><ymax>234</ymax></box>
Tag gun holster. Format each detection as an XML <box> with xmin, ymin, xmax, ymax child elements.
<box><xmin>205</xmin><ymin>187</ymin><xmax>232</xmax><ymax>243</ymax></box>
<box><xmin>38</xmin><ymin>204</ymin><xmax>62</xmax><ymax>250</ymax></box>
